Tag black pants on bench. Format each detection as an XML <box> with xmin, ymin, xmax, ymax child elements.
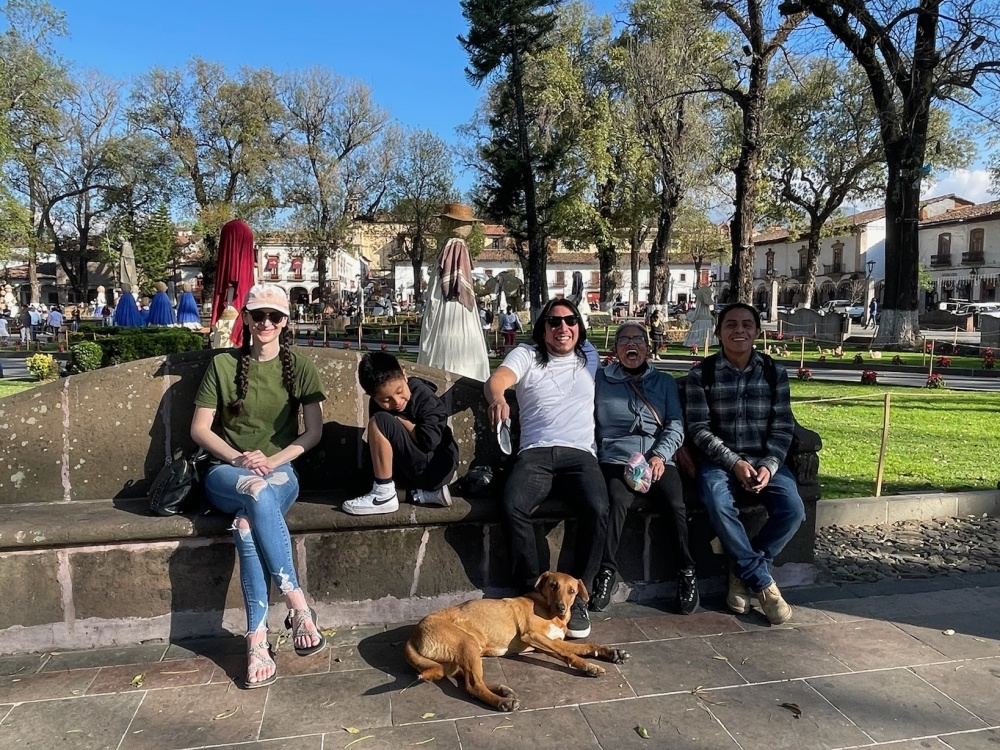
<box><xmin>501</xmin><ymin>446</ymin><xmax>609</xmax><ymax>593</ymax></box>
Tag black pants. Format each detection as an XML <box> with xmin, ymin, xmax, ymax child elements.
<box><xmin>600</xmin><ymin>462</ymin><xmax>694</xmax><ymax>574</ymax></box>
<box><xmin>501</xmin><ymin>447</ymin><xmax>609</xmax><ymax>592</ymax></box>
<box><xmin>367</xmin><ymin>411</ymin><xmax>458</xmax><ymax>491</ymax></box>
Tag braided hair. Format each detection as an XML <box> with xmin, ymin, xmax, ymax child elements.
<box><xmin>227</xmin><ymin>323</ymin><xmax>298</xmax><ymax>416</ymax></box>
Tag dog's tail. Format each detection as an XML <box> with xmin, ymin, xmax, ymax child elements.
<box><xmin>404</xmin><ymin>636</ymin><xmax>447</xmax><ymax>682</ymax></box>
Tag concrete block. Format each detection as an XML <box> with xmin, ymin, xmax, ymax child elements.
<box><xmin>411</xmin><ymin>525</ymin><xmax>486</xmax><ymax>597</ymax></box>
<box><xmin>72</xmin><ymin>542</ymin><xmax>242</xmax><ymax>620</ymax></box>
<box><xmin>0</xmin><ymin>551</ymin><xmax>63</xmax><ymax>629</ymax></box>
<box><xmin>885</xmin><ymin>494</ymin><xmax>959</xmax><ymax>524</ymax></box>
<box><xmin>306</xmin><ymin>528</ymin><xmax>424</xmax><ymax>601</ymax></box>
<box><xmin>956</xmin><ymin>491</ymin><xmax>1000</xmax><ymax>518</ymax></box>
<box><xmin>817</xmin><ymin>498</ymin><xmax>888</xmax><ymax>528</ymax></box>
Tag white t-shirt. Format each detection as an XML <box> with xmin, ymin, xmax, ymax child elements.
<box><xmin>500</xmin><ymin>341</ymin><xmax>599</xmax><ymax>455</ymax></box>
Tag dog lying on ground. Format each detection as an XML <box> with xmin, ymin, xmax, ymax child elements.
<box><xmin>404</xmin><ymin>571</ymin><xmax>630</xmax><ymax>711</ymax></box>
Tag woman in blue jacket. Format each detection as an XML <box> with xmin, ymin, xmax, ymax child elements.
<box><xmin>592</xmin><ymin>322</ymin><xmax>698</xmax><ymax>614</ymax></box>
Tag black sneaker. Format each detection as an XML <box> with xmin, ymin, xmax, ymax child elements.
<box><xmin>566</xmin><ymin>596</ymin><xmax>592</xmax><ymax>639</ymax></box>
<box><xmin>677</xmin><ymin>567</ymin><xmax>700</xmax><ymax>615</ymax></box>
<box><xmin>589</xmin><ymin>568</ymin><xmax>615</xmax><ymax>612</ymax></box>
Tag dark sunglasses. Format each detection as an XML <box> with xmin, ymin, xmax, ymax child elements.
<box><xmin>545</xmin><ymin>314</ymin><xmax>579</xmax><ymax>329</ymax></box>
<box><xmin>248</xmin><ymin>310</ymin><xmax>286</xmax><ymax>325</ymax></box>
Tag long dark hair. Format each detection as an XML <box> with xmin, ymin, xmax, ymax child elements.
<box><xmin>531</xmin><ymin>298</ymin><xmax>589</xmax><ymax>367</ymax></box>
<box><xmin>227</xmin><ymin>323</ymin><xmax>297</xmax><ymax>417</ymax></box>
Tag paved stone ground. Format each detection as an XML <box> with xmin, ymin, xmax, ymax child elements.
<box><xmin>2</xmin><ymin>575</ymin><xmax>1000</xmax><ymax>750</ymax></box>
<box><xmin>817</xmin><ymin>516</ymin><xmax>1000</xmax><ymax>583</ymax></box>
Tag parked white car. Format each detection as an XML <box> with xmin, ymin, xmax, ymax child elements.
<box><xmin>818</xmin><ymin>299</ymin><xmax>865</xmax><ymax>321</ymax></box>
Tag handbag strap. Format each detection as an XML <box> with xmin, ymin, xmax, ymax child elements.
<box><xmin>627</xmin><ymin>379</ymin><xmax>662</xmax><ymax>427</ymax></box>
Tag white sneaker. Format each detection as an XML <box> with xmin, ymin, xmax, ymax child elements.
<box><xmin>411</xmin><ymin>486</ymin><xmax>452</xmax><ymax>507</ymax></box>
<box><xmin>342</xmin><ymin>488</ymin><xmax>398</xmax><ymax>515</ymax></box>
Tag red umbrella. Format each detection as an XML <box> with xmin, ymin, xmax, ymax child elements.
<box><xmin>210</xmin><ymin>220</ymin><xmax>257</xmax><ymax>347</ymax></box>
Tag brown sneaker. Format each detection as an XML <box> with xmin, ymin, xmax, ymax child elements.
<box><xmin>757</xmin><ymin>582</ymin><xmax>792</xmax><ymax>625</ymax></box>
<box><xmin>726</xmin><ymin>569</ymin><xmax>752</xmax><ymax>615</ymax></box>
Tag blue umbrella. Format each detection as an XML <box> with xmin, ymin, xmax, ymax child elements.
<box><xmin>113</xmin><ymin>291</ymin><xmax>144</xmax><ymax>327</ymax></box>
<box><xmin>147</xmin><ymin>290</ymin><xmax>176</xmax><ymax>326</ymax></box>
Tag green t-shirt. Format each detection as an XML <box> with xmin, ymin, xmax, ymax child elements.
<box><xmin>194</xmin><ymin>350</ymin><xmax>326</xmax><ymax>456</ymax></box>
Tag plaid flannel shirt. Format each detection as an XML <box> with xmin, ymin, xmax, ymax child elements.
<box><xmin>684</xmin><ymin>351</ymin><xmax>795</xmax><ymax>477</ymax></box>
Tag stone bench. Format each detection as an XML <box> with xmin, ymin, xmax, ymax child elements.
<box><xmin>0</xmin><ymin>348</ymin><xmax>821</xmax><ymax>653</ymax></box>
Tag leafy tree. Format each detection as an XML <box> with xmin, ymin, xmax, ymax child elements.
<box><xmin>460</xmin><ymin>0</ymin><xmax>560</xmax><ymax>318</ymax></box>
<box><xmin>388</xmin><ymin>128</ymin><xmax>456</xmax><ymax>303</ymax></box>
<box><xmin>279</xmin><ymin>67</ymin><xmax>391</xmax><ymax>303</ymax></box>
<box><xmin>762</xmin><ymin>60</ymin><xmax>885</xmax><ymax>307</ymax></box>
<box><xmin>130</xmin><ymin>202</ymin><xmax>176</xmax><ymax>294</ymax></box>
<box><xmin>789</xmin><ymin>0</ymin><xmax>1000</xmax><ymax>346</ymax></box>
<box><xmin>129</xmin><ymin>59</ymin><xmax>285</xmax><ymax>293</ymax></box>
<box><xmin>620</xmin><ymin>0</ymin><xmax>716</xmax><ymax>304</ymax></box>
<box><xmin>703</xmin><ymin>0</ymin><xmax>806</xmax><ymax>304</ymax></box>
<box><xmin>0</xmin><ymin>0</ymin><xmax>69</xmax><ymax>300</ymax></box>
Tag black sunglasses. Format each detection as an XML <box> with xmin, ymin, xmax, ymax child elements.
<box><xmin>545</xmin><ymin>314</ymin><xmax>579</xmax><ymax>328</ymax></box>
<box><xmin>248</xmin><ymin>310</ymin><xmax>286</xmax><ymax>325</ymax></box>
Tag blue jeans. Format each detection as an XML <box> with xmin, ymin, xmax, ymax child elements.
<box><xmin>204</xmin><ymin>462</ymin><xmax>301</xmax><ymax>634</ymax></box>
<box><xmin>697</xmin><ymin>461</ymin><xmax>805</xmax><ymax>592</ymax></box>
<box><xmin>502</xmin><ymin>447</ymin><xmax>609</xmax><ymax>592</ymax></box>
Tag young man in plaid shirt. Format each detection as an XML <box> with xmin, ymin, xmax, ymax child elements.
<box><xmin>684</xmin><ymin>303</ymin><xmax>804</xmax><ymax>624</ymax></box>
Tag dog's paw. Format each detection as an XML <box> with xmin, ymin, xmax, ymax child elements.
<box><xmin>610</xmin><ymin>648</ymin><xmax>630</xmax><ymax>664</ymax></box>
<box><xmin>497</xmin><ymin>684</ymin><xmax>516</xmax><ymax>698</ymax></box>
<box><xmin>499</xmin><ymin>696</ymin><xmax>520</xmax><ymax>712</ymax></box>
<box><xmin>584</xmin><ymin>663</ymin><xmax>606</xmax><ymax>677</ymax></box>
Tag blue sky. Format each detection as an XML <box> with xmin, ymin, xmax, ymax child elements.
<box><xmin>45</xmin><ymin>1</ymin><xmax>996</xmax><ymax>208</ymax></box>
<box><xmin>49</xmin><ymin>0</ymin><xmax>621</xmax><ymax>195</ymax></box>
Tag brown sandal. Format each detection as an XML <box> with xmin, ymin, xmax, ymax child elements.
<box><xmin>243</xmin><ymin>640</ymin><xmax>277</xmax><ymax>689</ymax></box>
<box><xmin>284</xmin><ymin>607</ymin><xmax>326</xmax><ymax>656</ymax></box>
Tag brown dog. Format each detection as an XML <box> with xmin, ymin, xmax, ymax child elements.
<box><xmin>404</xmin><ymin>571</ymin><xmax>630</xmax><ymax>711</ymax></box>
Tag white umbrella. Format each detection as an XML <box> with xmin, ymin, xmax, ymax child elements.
<box><xmin>497</xmin><ymin>288</ymin><xmax>508</xmax><ymax>313</ymax></box>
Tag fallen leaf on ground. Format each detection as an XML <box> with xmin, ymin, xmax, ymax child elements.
<box><xmin>162</xmin><ymin>670</ymin><xmax>199</xmax><ymax>675</ymax></box>
<box><xmin>321</xmin><ymin>628</ymin><xmax>337</xmax><ymax>637</ymax></box>
<box><xmin>712</xmin><ymin>655</ymin><xmax>729</xmax><ymax>661</ymax></box>
<box><xmin>779</xmin><ymin>702</ymin><xmax>802</xmax><ymax>718</ymax></box>
<box><xmin>343</xmin><ymin>726</ymin><xmax>361</xmax><ymax>734</ymax></box>
<box><xmin>492</xmin><ymin>724</ymin><xmax>513</xmax><ymax>732</ymax></box>
<box><xmin>213</xmin><ymin>707</ymin><xmax>241</xmax><ymax>720</ymax></box>
<box><xmin>420</xmin><ymin>712</ymin><xmax>435</xmax><ymax>719</ymax></box>
<box><xmin>343</xmin><ymin>736</ymin><xmax>374</xmax><ymax>749</ymax></box>
<box><xmin>635</xmin><ymin>725</ymin><xmax>650</xmax><ymax>739</ymax></box>
<box><xmin>411</xmin><ymin>740</ymin><xmax>435</xmax><ymax>746</ymax></box>
<box><xmin>129</xmin><ymin>674</ymin><xmax>144</xmax><ymax>688</ymax></box>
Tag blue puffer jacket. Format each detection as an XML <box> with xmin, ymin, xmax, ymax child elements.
<box><xmin>595</xmin><ymin>362</ymin><xmax>685</xmax><ymax>466</ymax></box>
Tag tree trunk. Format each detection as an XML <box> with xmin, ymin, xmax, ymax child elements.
<box><xmin>510</xmin><ymin>53</ymin><xmax>545</xmax><ymax>319</ymax></box>
<box><xmin>874</xmin><ymin>156</ymin><xmax>921</xmax><ymax>348</ymax></box>
<box><xmin>648</xmin><ymin>210</ymin><xmax>673</xmax><ymax>305</ymax></box>
<box><xmin>597</xmin><ymin>241</ymin><xmax>618</xmax><ymax>312</ymax></box>
<box><xmin>411</xmin><ymin>253</ymin><xmax>425</xmax><ymax>305</ymax></box>
<box><xmin>629</xmin><ymin>232</ymin><xmax>641</xmax><ymax>309</ymax></box>
<box><xmin>803</xmin><ymin>223</ymin><xmax>821</xmax><ymax>308</ymax></box>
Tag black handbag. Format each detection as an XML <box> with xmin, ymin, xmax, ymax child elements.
<box><xmin>148</xmin><ymin>450</ymin><xmax>209</xmax><ymax>516</ymax></box>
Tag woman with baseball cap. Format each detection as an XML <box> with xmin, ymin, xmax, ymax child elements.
<box><xmin>191</xmin><ymin>283</ymin><xmax>327</xmax><ymax>688</ymax></box>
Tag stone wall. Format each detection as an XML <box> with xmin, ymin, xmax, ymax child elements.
<box><xmin>0</xmin><ymin>348</ymin><xmax>507</xmax><ymax>505</ymax></box>
<box><xmin>920</xmin><ymin>309</ymin><xmax>974</xmax><ymax>332</ymax></box>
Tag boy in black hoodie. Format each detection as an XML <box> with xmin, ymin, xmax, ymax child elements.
<box><xmin>342</xmin><ymin>352</ymin><xmax>459</xmax><ymax>515</ymax></box>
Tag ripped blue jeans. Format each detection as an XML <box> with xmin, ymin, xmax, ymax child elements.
<box><xmin>204</xmin><ymin>461</ymin><xmax>300</xmax><ymax>634</ymax></box>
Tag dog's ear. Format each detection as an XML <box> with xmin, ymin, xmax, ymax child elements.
<box><xmin>534</xmin><ymin>572</ymin><xmax>552</xmax><ymax>592</ymax></box>
<box><xmin>576</xmin><ymin>578</ymin><xmax>590</xmax><ymax>603</ymax></box>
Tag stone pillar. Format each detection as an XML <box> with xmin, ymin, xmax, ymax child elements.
<box><xmin>769</xmin><ymin>278</ymin><xmax>779</xmax><ymax>322</ymax></box>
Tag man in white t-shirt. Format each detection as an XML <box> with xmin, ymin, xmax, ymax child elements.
<box><xmin>484</xmin><ymin>298</ymin><xmax>609</xmax><ymax>640</ymax></box>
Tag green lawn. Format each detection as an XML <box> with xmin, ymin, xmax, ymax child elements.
<box><xmin>789</xmin><ymin>381</ymin><xmax>1000</xmax><ymax>499</ymax></box>
<box><xmin>0</xmin><ymin>380</ymin><xmax>38</xmax><ymax>399</ymax></box>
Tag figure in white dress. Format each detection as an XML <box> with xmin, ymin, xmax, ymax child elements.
<box><xmin>417</xmin><ymin>203</ymin><xmax>491</xmax><ymax>381</ymax></box>
<box><xmin>684</xmin><ymin>284</ymin><xmax>718</xmax><ymax>348</ymax></box>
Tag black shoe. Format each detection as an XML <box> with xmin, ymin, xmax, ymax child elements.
<box><xmin>677</xmin><ymin>567</ymin><xmax>700</xmax><ymax>615</ymax></box>
<box><xmin>566</xmin><ymin>596</ymin><xmax>592</xmax><ymax>639</ymax></box>
<box><xmin>589</xmin><ymin>568</ymin><xmax>615</xmax><ymax>612</ymax></box>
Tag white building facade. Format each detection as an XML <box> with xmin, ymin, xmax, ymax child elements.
<box><xmin>917</xmin><ymin>200</ymin><xmax>1000</xmax><ymax>307</ymax></box>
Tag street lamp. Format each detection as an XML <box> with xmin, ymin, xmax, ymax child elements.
<box><xmin>970</xmin><ymin>266</ymin><xmax>979</xmax><ymax>301</ymax></box>
<box><xmin>866</xmin><ymin>259</ymin><xmax>876</xmax><ymax>278</ymax></box>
